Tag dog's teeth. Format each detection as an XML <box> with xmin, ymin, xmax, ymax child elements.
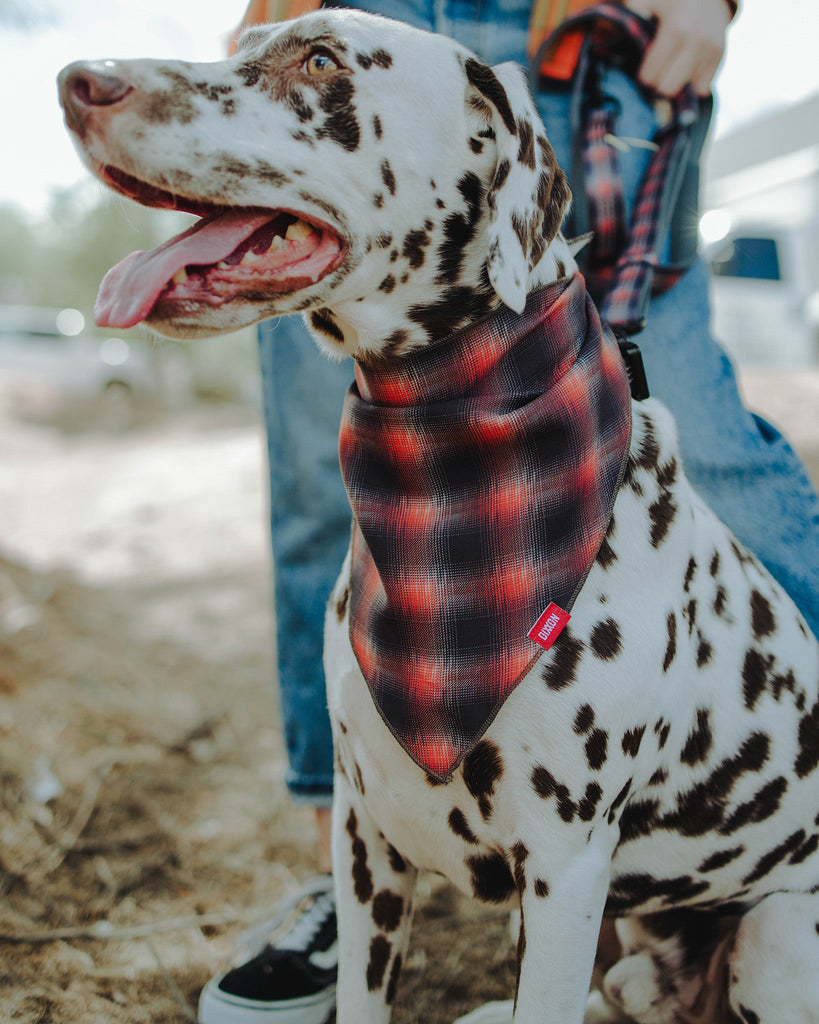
<box><xmin>285</xmin><ymin>219</ymin><xmax>314</xmax><ymax>242</ymax></box>
<box><xmin>268</xmin><ymin>236</ymin><xmax>288</xmax><ymax>252</ymax></box>
<box><xmin>172</xmin><ymin>267</ymin><xmax>188</xmax><ymax>284</ymax></box>
<box><xmin>218</xmin><ymin>260</ymin><xmax>230</xmax><ymax>269</ymax></box>
<box><xmin>240</xmin><ymin>251</ymin><xmax>261</xmax><ymax>265</ymax></box>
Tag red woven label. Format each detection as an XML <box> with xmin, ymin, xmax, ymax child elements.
<box><xmin>528</xmin><ymin>603</ymin><xmax>571</xmax><ymax>651</ymax></box>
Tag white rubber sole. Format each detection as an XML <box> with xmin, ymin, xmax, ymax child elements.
<box><xmin>197</xmin><ymin>976</ymin><xmax>336</xmax><ymax>1024</ymax></box>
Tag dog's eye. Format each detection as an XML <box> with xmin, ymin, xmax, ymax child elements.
<box><xmin>304</xmin><ymin>50</ymin><xmax>340</xmax><ymax>76</ymax></box>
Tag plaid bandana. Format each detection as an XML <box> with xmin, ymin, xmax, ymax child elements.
<box><xmin>339</xmin><ymin>273</ymin><xmax>631</xmax><ymax>780</ymax></box>
<box><xmin>536</xmin><ymin>2</ymin><xmax>710</xmax><ymax>336</ymax></box>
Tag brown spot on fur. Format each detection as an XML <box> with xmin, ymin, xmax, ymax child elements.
<box><xmin>696</xmin><ymin>630</ymin><xmax>713</xmax><ymax>667</ymax></box>
<box><xmin>352</xmin><ymin>759</ymin><xmax>366</xmax><ymax>796</ymax></box>
<box><xmin>742</xmin><ymin>648</ymin><xmax>772</xmax><ymax>711</ymax></box>
<box><xmin>750</xmin><ymin>589</ymin><xmax>776</xmax><ymax>640</ymax></box>
<box><xmin>680</xmin><ymin>709</ymin><xmax>713</xmax><ymax>766</ymax></box>
<box><xmin>795</xmin><ymin>699</ymin><xmax>819</xmax><ymax>778</ymax></box>
<box><xmin>372</xmin><ymin>889</ymin><xmax>404</xmax><ymax>932</ymax></box>
<box><xmin>315</xmin><ymin>75</ymin><xmax>360</xmax><ymax>152</ymax></box>
<box><xmin>386</xmin><ymin>952</ymin><xmax>402</xmax><ymax>1004</ymax></box>
<box><xmin>310</xmin><ymin>307</ymin><xmax>344</xmax><ymax>344</ymax></box>
<box><xmin>590</xmin><ymin>618</ymin><xmax>622</xmax><ymax>661</ymax></box>
<box><xmin>606</xmin><ymin>779</ymin><xmax>632</xmax><ymax>825</ymax></box>
<box><xmin>381</xmin><ymin>159</ymin><xmax>396</xmax><ymax>196</ymax></box>
<box><xmin>511</xmin><ymin>841</ymin><xmax>528</xmax><ymax>892</ymax></box>
<box><xmin>720</xmin><ymin>776</ymin><xmax>787</xmax><ymax>835</ymax></box>
<box><xmin>622</xmin><ymin>726</ymin><xmax>645</xmax><ymax>758</ymax></box>
<box><xmin>662</xmin><ymin>612</ymin><xmax>677</xmax><ymax>672</ymax></box>
<box><xmin>542</xmin><ymin>629</ymin><xmax>584</xmax><ymax>690</ymax></box>
<box><xmin>585</xmin><ymin>728</ymin><xmax>608</xmax><ymax>771</ymax></box>
<box><xmin>466</xmin><ymin>851</ymin><xmax>515</xmax><ymax>903</ymax></box>
<box><xmin>346</xmin><ymin>808</ymin><xmax>374</xmax><ymax>904</ymax></box>
<box><xmin>514</xmin><ymin>908</ymin><xmax>526</xmax><ymax>1009</ymax></box>
<box><xmin>595</xmin><ymin>534</ymin><xmax>617</xmax><ymax>569</ymax></box>
<box><xmin>536</xmin><ymin>158</ymin><xmax>570</xmax><ymax>244</ymax></box>
<box><xmin>698</xmin><ymin>846</ymin><xmax>744</xmax><ymax>872</ymax></box>
<box><xmin>573</xmin><ymin>704</ymin><xmax>595</xmax><ymax>734</ymax></box>
<box><xmin>577</xmin><ymin>781</ymin><xmax>603</xmax><ymax>821</ymax></box>
<box><xmin>402</xmin><ymin>227</ymin><xmax>431</xmax><ymax>269</ymax></box>
<box><xmin>366</xmin><ymin>934</ymin><xmax>392</xmax><ymax>991</ymax></box>
<box><xmin>463</xmin><ymin>58</ymin><xmax>516</xmax><ymax>135</ymax></box>
<box><xmin>387</xmin><ymin>843</ymin><xmax>407</xmax><ymax>873</ymax></box>
<box><xmin>517</xmin><ymin>118</ymin><xmax>535</xmax><ymax>169</ymax></box>
<box><xmin>335</xmin><ymin>585</ymin><xmax>350</xmax><ymax>621</ymax></box>
<box><xmin>462</xmin><ymin>740</ymin><xmax>504</xmax><ymax>820</ymax></box>
<box><xmin>743</xmin><ymin>829</ymin><xmax>806</xmax><ymax>885</ymax></box>
<box><xmin>649</xmin><ymin>489</ymin><xmax>677</xmax><ymax>547</ymax></box>
<box><xmin>531</xmin><ymin>765</ymin><xmax>577</xmax><ymax>822</ymax></box>
<box><xmin>448</xmin><ymin>807</ymin><xmax>480</xmax><ymax>844</ymax></box>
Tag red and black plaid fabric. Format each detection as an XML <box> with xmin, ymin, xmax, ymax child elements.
<box><xmin>536</xmin><ymin>2</ymin><xmax>705</xmax><ymax>335</ymax></box>
<box><xmin>589</xmin><ymin>73</ymin><xmax>698</xmax><ymax>333</ymax></box>
<box><xmin>339</xmin><ymin>273</ymin><xmax>631</xmax><ymax>780</ymax></box>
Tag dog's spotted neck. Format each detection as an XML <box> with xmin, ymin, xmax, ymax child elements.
<box><xmin>351</xmin><ymin>272</ymin><xmax>589</xmax><ymax>403</ymax></box>
<box><xmin>308</xmin><ymin>228</ymin><xmax>580</xmax><ymax>365</ymax></box>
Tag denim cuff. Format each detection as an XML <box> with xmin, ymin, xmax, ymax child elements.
<box><xmin>285</xmin><ymin>771</ymin><xmax>334</xmax><ymax>808</ymax></box>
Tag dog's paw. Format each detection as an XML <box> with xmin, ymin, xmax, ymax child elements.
<box><xmin>453</xmin><ymin>1000</ymin><xmax>514</xmax><ymax>1024</ymax></box>
<box><xmin>603</xmin><ymin>954</ymin><xmax>673</xmax><ymax>1024</ymax></box>
<box><xmin>584</xmin><ymin>988</ymin><xmax>635</xmax><ymax>1023</ymax></box>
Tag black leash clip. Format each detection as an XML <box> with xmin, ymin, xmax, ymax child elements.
<box><xmin>614</xmin><ymin>334</ymin><xmax>650</xmax><ymax>401</ymax></box>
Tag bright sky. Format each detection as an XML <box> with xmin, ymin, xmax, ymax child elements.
<box><xmin>1</xmin><ymin>0</ymin><xmax>818</xmax><ymax>218</ymax></box>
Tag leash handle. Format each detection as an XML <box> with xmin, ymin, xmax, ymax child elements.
<box><xmin>533</xmin><ymin>3</ymin><xmax>712</xmax><ymax>336</ymax></box>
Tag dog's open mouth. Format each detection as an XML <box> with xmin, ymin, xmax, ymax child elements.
<box><xmin>94</xmin><ymin>166</ymin><xmax>344</xmax><ymax>329</ymax></box>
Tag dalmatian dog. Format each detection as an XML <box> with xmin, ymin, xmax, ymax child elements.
<box><xmin>58</xmin><ymin>10</ymin><xmax>819</xmax><ymax>1024</ymax></box>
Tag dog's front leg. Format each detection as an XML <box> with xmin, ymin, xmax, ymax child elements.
<box><xmin>513</xmin><ymin>825</ymin><xmax>615</xmax><ymax>1024</ymax></box>
<box><xmin>332</xmin><ymin>770</ymin><xmax>417</xmax><ymax>1024</ymax></box>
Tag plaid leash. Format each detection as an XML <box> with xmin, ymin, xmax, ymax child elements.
<box><xmin>340</xmin><ymin>274</ymin><xmax>631</xmax><ymax>780</ymax></box>
<box><xmin>534</xmin><ymin>2</ymin><xmax>711</xmax><ymax>336</ymax></box>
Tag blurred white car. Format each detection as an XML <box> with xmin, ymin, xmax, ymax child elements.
<box><xmin>0</xmin><ymin>305</ymin><xmax>155</xmax><ymax>410</ymax></box>
<box><xmin>703</xmin><ymin>218</ymin><xmax>819</xmax><ymax>368</ymax></box>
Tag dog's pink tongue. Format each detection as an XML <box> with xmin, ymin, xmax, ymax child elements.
<box><xmin>95</xmin><ymin>208</ymin><xmax>273</xmax><ymax>328</ymax></box>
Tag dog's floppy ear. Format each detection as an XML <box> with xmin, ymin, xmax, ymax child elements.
<box><xmin>465</xmin><ymin>58</ymin><xmax>571</xmax><ymax>313</ymax></box>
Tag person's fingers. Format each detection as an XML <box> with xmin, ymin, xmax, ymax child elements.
<box><xmin>624</xmin><ymin>0</ymin><xmax>730</xmax><ymax>96</ymax></box>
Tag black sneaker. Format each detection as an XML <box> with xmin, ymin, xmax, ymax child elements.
<box><xmin>198</xmin><ymin>876</ymin><xmax>337</xmax><ymax>1024</ymax></box>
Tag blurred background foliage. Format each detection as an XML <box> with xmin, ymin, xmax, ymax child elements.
<box><xmin>0</xmin><ymin>186</ymin><xmax>262</xmax><ymax>406</ymax></box>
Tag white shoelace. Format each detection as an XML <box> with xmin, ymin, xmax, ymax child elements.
<box><xmin>278</xmin><ymin>891</ymin><xmax>335</xmax><ymax>953</ymax></box>
<box><xmin>230</xmin><ymin>876</ymin><xmax>336</xmax><ymax>963</ymax></box>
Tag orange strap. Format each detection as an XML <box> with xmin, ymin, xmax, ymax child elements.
<box><xmin>536</xmin><ymin>29</ymin><xmax>585</xmax><ymax>79</ymax></box>
<box><xmin>528</xmin><ymin>0</ymin><xmax>598</xmax><ymax>78</ymax></box>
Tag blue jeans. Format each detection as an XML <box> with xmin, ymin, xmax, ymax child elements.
<box><xmin>260</xmin><ymin>0</ymin><xmax>819</xmax><ymax>805</ymax></box>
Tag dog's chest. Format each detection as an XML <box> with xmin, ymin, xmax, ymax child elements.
<box><xmin>326</xmin><ymin>402</ymin><xmax>819</xmax><ymax>911</ymax></box>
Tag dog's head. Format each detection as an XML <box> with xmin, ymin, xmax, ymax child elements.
<box><xmin>58</xmin><ymin>10</ymin><xmax>572</xmax><ymax>359</ymax></box>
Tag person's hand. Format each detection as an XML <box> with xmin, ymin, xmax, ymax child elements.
<box><xmin>624</xmin><ymin>0</ymin><xmax>733</xmax><ymax>97</ymax></box>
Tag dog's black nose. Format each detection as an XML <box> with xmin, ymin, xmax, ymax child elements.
<box><xmin>58</xmin><ymin>61</ymin><xmax>133</xmax><ymax>136</ymax></box>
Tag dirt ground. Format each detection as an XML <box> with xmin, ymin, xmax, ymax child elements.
<box><xmin>0</xmin><ymin>368</ymin><xmax>817</xmax><ymax>1024</ymax></box>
